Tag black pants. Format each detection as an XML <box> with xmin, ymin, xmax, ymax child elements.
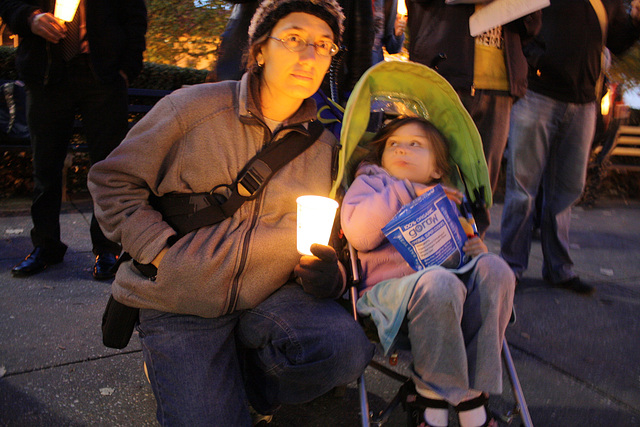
<box><xmin>26</xmin><ymin>55</ymin><xmax>126</xmax><ymax>260</ymax></box>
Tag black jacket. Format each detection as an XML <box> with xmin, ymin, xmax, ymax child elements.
<box><xmin>525</xmin><ymin>0</ymin><xmax>640</xmax><ymax>104</ymax></box>
<box><xmin>407</xmin><ymin>0</ymin><xmax>542</xmax><ymax>98</ymax></box>
<box><xmin>0</xmin><ymin>0</ymin><xmax>147</xmax><ymax>85</ymax></box>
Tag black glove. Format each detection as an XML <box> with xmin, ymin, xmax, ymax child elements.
<box><xmin>294</xmin><ymin>244</ymin><xmax>344</xmax><ymax>299</ymax></box>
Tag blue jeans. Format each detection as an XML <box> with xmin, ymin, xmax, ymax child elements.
<box><xmin>137</xmin><ymin>283</ymin><xmax>374</xmax><ymax>426</ymax></box>
<box><xmin>500</xmin><ymin>91</ymin><xmax>595</xmax><ymax>283</ymax></box>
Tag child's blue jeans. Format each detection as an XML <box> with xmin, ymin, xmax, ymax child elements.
<box><xmin>137</xmin><ymin>282</ymin><xmax>374</xmax><ymax>426</ymax></box>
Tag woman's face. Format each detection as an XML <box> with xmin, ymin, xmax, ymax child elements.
<box><xmin>259</xmin><ymin>12</ymin><xmax>334</xmax><ymax>106</ymax></box>
<box><xmin>381</xmin><ymin>122</ymin><xmax>443</xmax><ymax>185</ymax></box>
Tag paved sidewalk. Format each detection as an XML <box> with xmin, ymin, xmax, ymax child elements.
<box><xmin>0</xmin><ymin>195</ymin><xmax>638</xmax><ymax>426</ymax></box>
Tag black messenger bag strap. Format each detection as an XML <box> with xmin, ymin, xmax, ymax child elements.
<box><xmin>155</xmin><ymin>120</ymin><xmax>325</xmax><ymax>237</ymax></box>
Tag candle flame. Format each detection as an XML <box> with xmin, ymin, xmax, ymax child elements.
<box><xmin>54</xmin><ymin>0</ymin><xmax>81</xmax><ymax>22</ymax></box>
<box><xmin>397</xmin><ymin>0</ymin><xmax>407</xmax><ymax>16</ymax></box>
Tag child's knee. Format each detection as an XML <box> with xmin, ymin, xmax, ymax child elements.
<box><xmin>412</xmin><ymin>269</ymin><xmax>466</xmax><ymax>308</ymax></box>
<box><xmin>474</xmin><ymin>254</ymin><xmax>516</xmax><ymax>296</ymax></box>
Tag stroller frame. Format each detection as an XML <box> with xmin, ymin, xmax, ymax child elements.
<box><xmin>332</xmin><ymin>61</ymin><xmax>533</xmax><ymax>426</ymax></box>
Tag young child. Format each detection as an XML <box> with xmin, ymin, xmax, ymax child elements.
<box><xmin>341</xmin><ymin>117</ymin><xmax>515</xmax><ymax>427</ymax></box>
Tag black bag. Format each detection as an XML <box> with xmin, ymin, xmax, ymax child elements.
<box><xmin>101</xmin><ymin>295</ymin><xmax>139</xmax><ymax>349</ymax></box>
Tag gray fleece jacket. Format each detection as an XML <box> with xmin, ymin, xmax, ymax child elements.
<box><xmin>88</xmin><ymin>72</ymin><xmax>337</xmax><ymax>318</ymax></box>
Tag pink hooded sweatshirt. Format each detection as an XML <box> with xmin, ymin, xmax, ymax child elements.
<box><xmin>341</xmin><ymin>163</ymin><xmax>422</xmax><ymax>293</ymax></box>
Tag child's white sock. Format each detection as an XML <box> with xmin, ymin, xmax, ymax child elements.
<box><xmin>457</xmin><ymin>404</ymin><xmax>486</xmax><ymax>427</ymax></box>
<box><xmin>415</xmin><ymin>384</ymin><xmax>448</xmax><ymax>426</ymax></box>
<box><xmin>456</xmin><ymin>391</ymin><xmax>487</xmax><ymax>427</ymax></box>
<box><xmin>423</xmin><ymin>407</ymin><xmax>449</xmax><ymax>427</ymax></box>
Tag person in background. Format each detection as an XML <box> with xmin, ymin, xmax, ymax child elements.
<box><xmin>88</xmin><ymin>0</ymin><xmax>374</xmax><ymax>425</ymax></box>
<box><xmin>372</xmin><ymin>0</ymin><xmax>406</xmax><ymax>64</ymax></box>
<box><xmin>1</xmin><ymin>0</ymin><xmax>147</xmax><ymax>280</ymax></box>
<box><xmin>500</xmin><ymin>0</ymin><xmax>640</xmax><ymax>294</ymax></box>
<box><xmin>212</xmin><ymin>0</ymin><xmax>259</xmax><ymax>82</ymax></box>
<box><xmin>406</xmin><ymin>0</ymin><xmax>541</xmax><ymax>237</ymax></box>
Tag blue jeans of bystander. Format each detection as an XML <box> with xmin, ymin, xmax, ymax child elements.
<box><xmin>500</xmin><ymin>90</ymin><xmax>596</xmax><ymax>283</ymax></box>
<box><xmin>137</xmin><ymin>283</ymin><xmax>374</xmax><ymax>426</ymax></box>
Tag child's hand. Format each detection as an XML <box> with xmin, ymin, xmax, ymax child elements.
<box><xmin>442</xmin><ymin>185</ymin><xmax>463</xmax><ymax>205</ymax></box>
<box><xmin>413</xmin><ymin>184</ymin><xmax>463</xmax><ymax>204</ymax></box>
<box><xmin>413</xmin><ymin>183</ymin><xmax>436</xmax><ymax>197</ymax></box>
<box><xmin>463</xmin><ymin>236</ymin><xmax>488</xmax><ymax>258</ymax></box>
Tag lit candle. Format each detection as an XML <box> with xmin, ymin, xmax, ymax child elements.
<box><xmin>54</xmin><ymin>0</ymin><xmax>81</xmax><ymax>22</ymax></box>
<box><xmin>296</xmin><ymin>196</ymin><xmax>339</xmax><ymax>256</ymax></box>
<box><xmin>601</xmin><ymin>88</ymin><xmax>611</xmax><ymax>116</ymax></box>
<box><xmin>397</xmin><ymin>0</ymin><xmax>407</xmax><ymax>17</ymax></box>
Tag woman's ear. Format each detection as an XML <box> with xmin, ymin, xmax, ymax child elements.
<box><xmin>257</xmin><ymin>52</ymin><xmax>265</xmax><ymax>67</ymax></box>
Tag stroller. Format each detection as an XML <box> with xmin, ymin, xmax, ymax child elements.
<box><xmin>328</xmin><ymin>60</ymin><xmax>532</xmax><ymax>427</ymax></box>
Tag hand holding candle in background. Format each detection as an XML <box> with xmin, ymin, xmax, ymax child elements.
<box><xmin>28</xmin><ymin>0</ymin><xmax>81</xmax><ymax>44</ymax></box>
<box><xmin>29</xmin><ymin>12</ymin><xmax>66</xmax><ymax>43</ymax></box>
<box><xmin>395</xmin><ymin>0</ymin><xmax>408</xmax><ymax>36</ymax></box>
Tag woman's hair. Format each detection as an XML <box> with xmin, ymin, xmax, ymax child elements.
<box><xmin>364</xmin><ymin>116</ymin><xmax>451</xmax><ymax>183</ymax></box>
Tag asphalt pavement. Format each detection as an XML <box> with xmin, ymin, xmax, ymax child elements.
<box><xmin>1</xmin><ymin>194</ymin><xmax>638</xmax><ymax>427</ymax></box>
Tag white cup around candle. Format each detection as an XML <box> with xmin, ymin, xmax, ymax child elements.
<box><xmin>54</xmin><ymin>0</ymin><xmax>81</xmax><ymax>22</ymax></box>
<box><xmin>296</xmin><ymin>195</ymin><xmax>339</xmax><ymax>256</ymax></box>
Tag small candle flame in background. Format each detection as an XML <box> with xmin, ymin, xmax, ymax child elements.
<box><xmin>601</xmin><ymin>88</ymin><xmax>611</xmax><ymax>116</ymax></box>
<box><xmin>54</xmin><ymin>0</ymin><xmax>81</xmax><ymax>22</ymax></box>
<box><xmin>397</xmin><ymin>0</ymin><xmax>407</xmax><ymax>17</ymax></box>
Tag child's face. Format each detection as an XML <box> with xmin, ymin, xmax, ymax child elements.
<box><xmin>381</xmin><ymin>122</ymin><xmax>443</xmax><ymax>185</ymax></box>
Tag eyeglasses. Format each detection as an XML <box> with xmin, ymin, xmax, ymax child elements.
<box><xmin>268</xmin><ymin>35</ymin><xmax>339</xmax><ymax>57</ymax></box>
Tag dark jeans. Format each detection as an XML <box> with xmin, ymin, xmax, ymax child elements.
<box><xmin>138</xmin><ymin>284</ymin><xmax>375</xmax><ymax>426</ymax></box>
<box><xmin>26</xmin><ymin>55</ymin><xmax>127</xmax><ymax>260</ymax></box>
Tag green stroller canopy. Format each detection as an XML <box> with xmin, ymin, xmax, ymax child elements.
<box><xmin>330</xmin><ymin>60</ymin><xmax>491</xmax><ymax>209</ymax></box>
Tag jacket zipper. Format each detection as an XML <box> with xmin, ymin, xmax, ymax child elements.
<box><xmin>223</xmin><ymin>119</ymin><xmax>309</xmax><ymax>314</ymax></box>
<box><xmin>225</xmin><ymin>189</ymin><xmax>264</xmax><ymax>315</ymax></box>
<box><xmin>224</xmin><ymin>117</ymin><xmax>270</xmax><ymax>315</ymax></box>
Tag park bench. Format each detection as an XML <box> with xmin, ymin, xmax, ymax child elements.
<box><xmin>1</xmin><ymin>82</ymin><xmax>172</xmax><ymax>198</ymax></box>
<box><xmin>0</xmin><ymin>82</ymin><xmax>172</xmax><ymax>152</ymax></box>
<box><xmin>596</xmin><ymin>124</ymin><xmax>640</xmax><ymax>173</ymax></box>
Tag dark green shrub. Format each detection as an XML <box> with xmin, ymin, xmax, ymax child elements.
<box><xmin>132</xmin><ymin>62</ymin><xmax>209</xmax><ymax>90</ymax></box>
<box><xmin>1</xmin><ymin>47</ymin><xmax>210</xmax><ymax>198</ymax></box>
<box><xmin>0</xmin><ymin>46</ymin><xmax>209</xmax><ymax>89</ymax></box>
<box><xmin>0</xmin><ymin>46</ymin><xmax>18</xmax><ymax>80</ymax></box>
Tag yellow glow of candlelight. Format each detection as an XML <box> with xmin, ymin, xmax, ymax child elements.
<box><xmin>54</xmin><ymin>0</ymin><xmax>81</xmax><ymax>22</ymax></box>
<box><xmin>397</xmin><ymin>0</ymin><xmax>407</xmax><ymax>17</ymax></box>
<box><xmin>296</xmin><ymin>196</ymin><xmax>339</xmax><ymax>256</ymax></box>
<box><xmin>601</xmin><ymin>89</ymin><xmax>611</xmax><ymax>116</ymax></box>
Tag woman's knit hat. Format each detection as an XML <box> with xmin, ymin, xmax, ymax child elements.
<box><xmin>248</xmin><ymin>0</ymin><xmax>345</xmax><ymax>46</ymax></box>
